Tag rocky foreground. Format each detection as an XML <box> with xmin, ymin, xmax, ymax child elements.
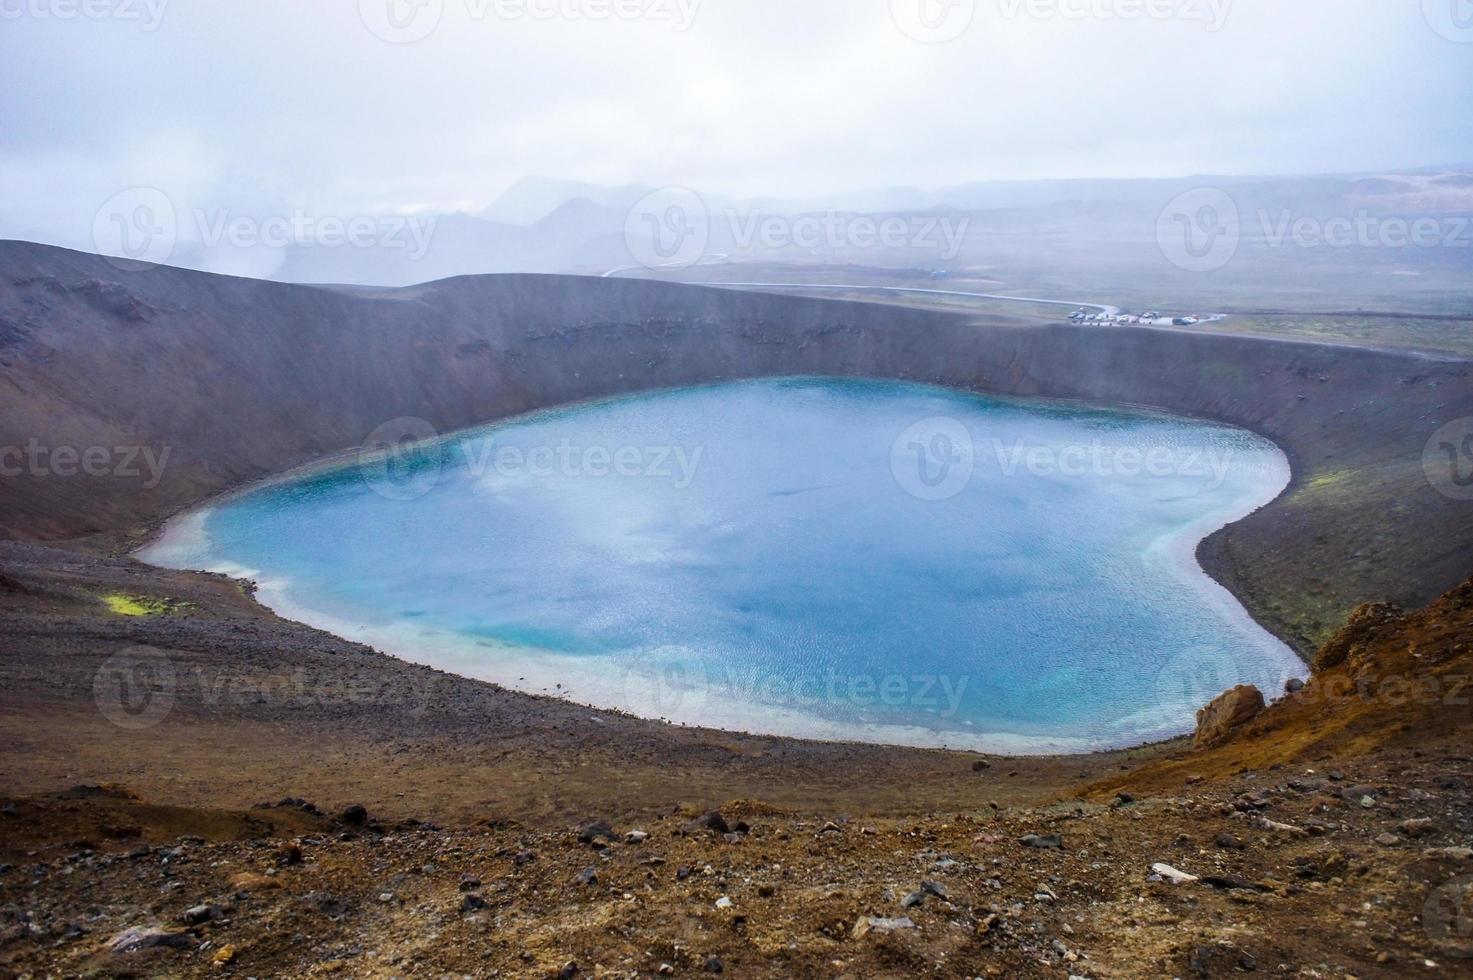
<box><xmin>2</xmin><ymin>578</ymin><xmax>1472</xmax><ymax>977</ymax></box>
<box><xmin>2</xmin><ymin>748</ymin><xmax>1471</xmax><ymax>978</ymax></box>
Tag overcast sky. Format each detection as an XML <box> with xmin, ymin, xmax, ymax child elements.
<box><xmin>2</xmin><ymin>0</ymin><xmax>1471</xmax><ymax>248</ymax></box>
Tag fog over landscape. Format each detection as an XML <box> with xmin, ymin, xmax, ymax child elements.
<box><xmin>2</xmin><ymin>0</ymin><xmax>1471</xmax><ymax>292</ymax></box>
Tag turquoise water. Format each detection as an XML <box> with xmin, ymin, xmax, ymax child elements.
<box><xmin>141</xmin><ymin>378</ymin><xmax>1304</xmax><ymax>753</ymax></box>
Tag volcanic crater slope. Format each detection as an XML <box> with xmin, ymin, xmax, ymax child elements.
<box><xmin>1</xmin><ymin>240</ymin><xmax>1470</xmax><ymax>651</ymax></box>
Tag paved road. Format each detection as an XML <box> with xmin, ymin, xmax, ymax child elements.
<box><xmin>601</xmin><ymin>268</ymin><xmax>1120</xmax><ymax>317</ymax></box>
<box><xmin>694</xmin><ymin>281</ymin><xmax>1121</xmax><ymax>316</ymax></box>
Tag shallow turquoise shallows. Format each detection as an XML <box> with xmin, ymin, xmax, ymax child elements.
<box><xmin>141</xmin><ymin>378</ymin><xmax>1305</xmax><ymax>753</ymax></box>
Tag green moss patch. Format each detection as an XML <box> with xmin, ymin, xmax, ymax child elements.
<box><xmin>101</xmin><ymin>593</ymin><xmax>186</xmax><ymax>616</ymax></box>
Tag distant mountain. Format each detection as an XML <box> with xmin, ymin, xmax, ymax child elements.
<box><xmin>482</xmin><ymin>176</ymin><xmax>656</xmax><ymax>226</ymax></box>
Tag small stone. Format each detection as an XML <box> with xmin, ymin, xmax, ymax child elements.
<box><xmin>460</xmin><ymin>892</ymin><xmax>489</xmax><ymax>912</ymax></box>
<box><xmin>714</xmin><ymin>895</ymin><xmax>733</xmax><ymax>909</ymax></box>
<box><xmin>1202</xmin><ymin>874</ymin><xmax>1258</xmax><ymax>891</ymax></box>
<box><xmin>852</xmin><ymin>916</ymin><xmax>916</xmax><ymax>938</ymax></box>
<box><xmin>1400</xmin><ymin>818</ymin><xmax>1437</xmax><ymax>838</ymax></box>
<box><xmin>1375</xmin><ymin>833</ymin><xmax>1400</xmax><ymax>847</ymax></box>
<box><xmin>687</xmin><ymin>811</ymin><xmax>730</xmax><ymax>835</ymax></box>
<box><xmin>972</xmin><ymin>759</ymin><xmax>991</xmax><ymax>772</ymax></box>
<box><xmin>1151</xmin><ymin>862</ymin><xmax>1199</xmax><ymax>884</ymax></box>
<box><xmin>229</xmin><ymin>872</ymin><xmax>281</xmax><ymax>892</ymax></box>
<box><xmin>212</xmin><ymin>944</ymin><xmax>237</xmax><ymax>965</ymax></box>
<box><xmin>513</xmin><ymin>850</ymin><xmax>536</xmax><ymax>866</ymax></box>
<box><xmin>179</xmin><ymin>904</ymin><xmax>223</xmax><ymax>925</ymax></box>
<box><xmin>577</xmin><ymin>820</ymin><xmax>617</xmax><ymax>844</ymax></box>
<box><xmin>575</xmin><ymin>866</ymin><xmax>598</xmax><ymax>886</ymax></box>
<box><xmin>341</xmin><ymin>804</ymin><xmax>368</xmax><ymax>826</ymax></box>
<box><xmin>901</xmin><ymin>890</ymin><xmax>925</xmax><ymax>908</ymax></box>
<box><xmin>1019</xmin><ymin>834</ymin><xmax>1063</xmax><ymax>849</ymax></box>
<box><xmin>625</xmin><ymin>830</ymin><xmax>650</xmax><ymax>844</ymax></box>
<box><xmin>818</xmin><ymin>820</ymin><xmax>842</xmax><ymax>835</ymax></box>
<box><xmin>107</xmin><ymin>926</ymin><xmax>192</xmax><ymax>954</ymax></box>
<box><xmin>1215</xmin><ymin>832</ymin><xmax>1246</xmax><ymax>850</ymax></box>
<box><xmin>1284</xmin><ymin>677</ymin><xmax>1305</xmax><ymax>694</ymax></box>
<box><xmin>459</xmin><ymin>874</ymin><xmax>482</xmax><ymax>891</ymax></box>
<box><xmin>703</xmin><ymin>955</ymin><xmax>724</xmax><ymax>973</ymax></box>
<box><xmin>557</xmin><ymin>961</ymin><xmax>578</xmax><ymax>979</ymax></box>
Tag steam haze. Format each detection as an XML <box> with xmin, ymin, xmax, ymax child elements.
<box><xmin>3</xmin><ymin>0</ymin><xmax>1472</xmax><ymax>250</ymax></box>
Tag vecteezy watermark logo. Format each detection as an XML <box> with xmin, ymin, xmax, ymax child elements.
<box><xmin>1152</xmin><ymin>645</ymin><xmax>1239</xmax><ymax>717</ymax></box>
<box><xmin>890</xmin><ymin>0</ymin><xmax>976</xmax><ymax>43</ymax></box>
<box><xmin>726</xmin><ymin>211</ymin><xmax>970</xmax><ymax>261</ymax></box>
<box><xmin>624</xmin><ymin>187</ymin><xmax>710</xmax><ymax>270</ymax></box>
<box><xmin>1425</xmin><ymin>876</ymin><xmax>1473</xmax><ymax>958</ymax></box>
<box><xmin>620</xmin><ymin>650</ymin><xmax>711</xmax><ymax>720</ymax></box>
<box><xmin>0</xmin><ymin>441</ymin><xmax>172</xmax><ymax>488</ymax></box>
<box><xmin>358</xmin><ymin>417</ymin><xmax>444</xmax><ymax>501</ymax></box>
<box><xmin>0</xmin><ymin>0</ymin><xmax>169</xmax><ymax>29</ymax></box>
<box><xmin>359</xmin><ymin>0</ymin><xmax>700</xmax><ymax>42</ymax></box>
<box><xmin>1255</xmin><ymin>211</ymin><xmax>1472</xmax><ymax>250</ymax></box>
<box><xmin>995</xmin><ymin>0</ymin><xmax>1231</xmax><ymax>30</ymax></box>
<box><xmin>891</xmin><ymin>417</ymin><xmax>975</xmax><ymax>501</ymax></box>
<box><xmin>92</xmin><ymin>189</ymin><xmax>438</xmax><ymax>271</ymax></box>
<box><xmin>92</xmin><ymin>187</ymin><xmax>178</xmax><ymax>269</ymax></box>
<box><xmin>358</xmin><ymin>0</ymin><xmax>444</xmax><ymax>43</ymax></box>
<box><xmin>194</xmin><ymin>209</ymin><xmax>436</xmax><ymax>259</ymax></box>
<box><xmin>1423</xmin><ymin>0</ymin><xmax>1473</xmax><ymax>43</ymax></box>
<box><xmin>1424</xmin><ymin>418</ymin><xmax>1473</xmax><ymax>501</ymax></box>
<box><xmin>1157</xmin><ymin>187</ymin><xmax>1240</xmax><ymax>273</ymax></box>
<box><xmin>94</xmin><ymin>645</ymin><xmax>177</xmax><ymax>730</ymax></box>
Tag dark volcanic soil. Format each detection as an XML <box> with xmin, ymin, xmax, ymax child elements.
<box><xmin>1</xmin><ymin>566</ymin><xmax>1472</xmax><ymax>978</ymax></box>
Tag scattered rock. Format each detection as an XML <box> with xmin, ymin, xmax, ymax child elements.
<box><xmin>1285</xmin><ymin>677</ymin><xmax>1305</xmax><ymax>694</ymax></box>
<box><xmin>1400</xmin><ymin>818</ymin><xmax>1437</xmax><ymax>838</ymax></box>
<box><xmin>577</xmin><ymin>820</ymin><xmax>617</xmax><ymax>844</ymax></box>
<box><xmin>624</xmin><ymin>829</ymin><xmax>650</xmax><ymax>844</ymax></box>
<box><xmin>212</xmin><ymin>944</ymin><xmax>237</xmax><ymax>965</ymax></box>
<box><xmin>714</xmin><ymin>896</ymin><xmax>733</xmax><ymax>909</ymax></box>
<box><xmin>1215</xmin><ymin>832</ymin><xmax>1246</xmax><ymax>850</ymax></box>
<box><xmin>341</xmin><ymin>804</ymin><xmax>368</xmax><ymax>826</ymax></box>
<box><xmin>1202</xmin><ymin>874</ymin><xmax>1260</xmax><ymax>891</ymax></box>
<box><xmin>1193</xmin><ymin>685</ymin><xmax>1266</xmax><ymax>750</ymax></box>
<box><xmin>178</xmin><ymin>904</ymin><xmax>224</xmax><ymax>926</ymax></box>
<box><xmin>229</xmin><ymin>872</ymin><xmax>281</xmax><ymax>893</ymax></box>
<box><xmin>1255</xmin><ymin>816</ymin><xmax>1309</xmax><ymax>837</ymax></box>
<box><xmin>460</xmin><ymin>893</ymin><xmax>489</xmax><ymax>913</ymax></box>
<box><xmin>703</xmin><ymin>955</ymin><xmax>724</xmax><ymax>973</ymax></box>
<box><xmin>852</xmin><ymin>916</ymin><xmax>916</xmax><ymax>938</ymax></box>
<box><xmin>1019</xmin><ymin>834</ymin><xmax>1063</xmax><ymax>849</ymax></box>
<box><xmin>1151</xmin><ymin>863</ymin><xmax>1199</xmax><ymax>884</ymax></box>
<box><xmin>107</xmin><ymin>926</ymin><xmax>192</xmax><ymax>954</ymax></box>
<box><xmin>685</xmin><ymin>811</ymin><xmax>730</xmax><ymax>835</ymax></box>
<box><xmin>575</xmin><ymin>866</ymin><xmax>598</xmax><ymax>886</ymax></box>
